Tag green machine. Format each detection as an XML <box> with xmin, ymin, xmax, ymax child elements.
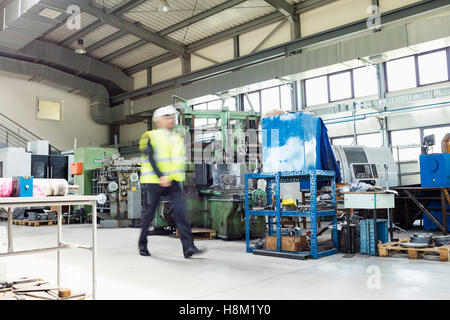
<box><xmin>151</xmin><ymin>96</ymin><xmax>266</xmax><ymax>240</ymax></box>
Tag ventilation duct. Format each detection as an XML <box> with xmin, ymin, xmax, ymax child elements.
<box><xmin>0</xmin><ymin>55</ymin><xmax>125</xmax><ymax>125</ymax></box>
<box><xmin>0</xmin><ymin>0</ymin><xmax>64</xmax><ymax>51</ymax></box>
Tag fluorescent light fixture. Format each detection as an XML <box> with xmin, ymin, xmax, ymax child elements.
<box><xmin>38</xmin><ymin>8</ymin><xmax>63</xmax><ymax>19</ymax></box>
<box><xmin>74</xmin><ymin>39</ymin><xmax>86</xmax><ymax>55</ymax></box>
<box><xmin>157</xmin><ymin>0</ymin><xmax>171</xmax><ymax>12</ymax></box>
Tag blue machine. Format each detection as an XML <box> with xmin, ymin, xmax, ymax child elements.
<box><xmin>12</xmin><ymin>176</ymin><xmax>33</xmax><ymax>197</ymax></box>
<box><xmin>420</xmin><ymin>154</ymin><xmax>450</xmax><ymax>188</ymax></box>
<box><xmin>262</xmin><ymin>112</ymin><xmax>341</xmax><ymax>182</ymax></box>
<box><xmin>423</xmin><ymin>201</ymin><xmax>450</xmax><ymax>231</ymax></box>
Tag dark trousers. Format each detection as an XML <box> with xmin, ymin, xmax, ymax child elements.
<box><xmin>139</xmin><ymin>182</ymin><xmax>194</xmax><ymax>253</ymax></box>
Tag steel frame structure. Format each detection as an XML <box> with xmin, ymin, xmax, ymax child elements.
<box><xmin>245</xmin><ymin>170</ymin><xmax>338</xmax><ymax>259</ymax></box>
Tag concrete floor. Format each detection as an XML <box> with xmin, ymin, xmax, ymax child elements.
<box><xmin>1</xmin><ymin>222</ymin><xmax>450</xmax><ymax>300</ymax></box>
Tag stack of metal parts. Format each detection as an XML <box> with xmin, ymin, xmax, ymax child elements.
<box><xmin>12</xmin><ymin>208</ymin><xmax>57</xmax><ymax>221</ymax></box>
<box><xmin>400</xmin><ymin>233</ymin><xmax>450</xmax><ymax>248</ymax></box>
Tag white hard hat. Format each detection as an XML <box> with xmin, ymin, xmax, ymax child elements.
<box><xmin>153</xmin><ymin>106</ymin><xmax>178</xmax><ymax>121</ymax></box>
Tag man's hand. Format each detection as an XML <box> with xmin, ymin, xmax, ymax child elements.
<box><xmin>159</xmin><ymin>176</ymin><xmax>171</xmax><ymax>187</ymax></box>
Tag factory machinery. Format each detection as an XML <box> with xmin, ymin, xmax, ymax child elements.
<box><xmin>151</xmin><ymin>96</ymin><xmax>266</xmax><ymax>240</ymax></box>
<box><xmin>73</xmin><ymin>148</ymin><xmax>142</xmax><ymax>228</ymax></box>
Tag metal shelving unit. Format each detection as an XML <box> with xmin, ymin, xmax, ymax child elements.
<box><xmin>245</xmin><ymin>170</ymin><xmax>338</xmax><ymax>259</ymax></box>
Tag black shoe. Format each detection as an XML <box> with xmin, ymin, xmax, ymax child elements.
<box><xmin>139</xmin><ymin>246</ymin><xmax>151</xmax><ymax>256</ymax></box>
<box><xmin>183</xmin><ymin>246</ymin><xmax>205</xmax><ymax>259</ymax></box>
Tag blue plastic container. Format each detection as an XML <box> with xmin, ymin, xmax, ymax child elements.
<box><xmin>360</xmin><ymin>219</ymin><xmax>389</xmax><ymax>256</ymax></box>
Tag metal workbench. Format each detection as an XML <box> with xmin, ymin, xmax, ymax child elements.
<box><xmin>0</xmin><ymin>195</ymin><xmax>101</xmax><ymax>299</ymax></box>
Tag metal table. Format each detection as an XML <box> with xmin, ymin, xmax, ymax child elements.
<box><xmin>0</xmin><ymin>195</ymin><xmax>100</xmax><ymax>299</ymax></box>
<box><xmin>343</xmin><ymin>192</ymin><xmax>395</xmax><ymax>256</ymax></box>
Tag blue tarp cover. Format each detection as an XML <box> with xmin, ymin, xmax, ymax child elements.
<box><xmin>262</xmin><ymin>112</ymin><xmax>342</xmax><ymax>182</ymax></box>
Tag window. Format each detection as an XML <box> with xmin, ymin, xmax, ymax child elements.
<box><xmin>305</xmin><ymin>76</ymin><xmax>328</xmax><ymax>106</ymax></box>
<box><xmin>244</xmin><ymin>92</ymin><xmax>260</xmax><ymax>112</ymax></box>
<box><xmin>193</xmin><ymin>103</ymin><xmax>207</xmax><ymax>110</ymax></box>
<box><xmin>418</xmin><ymin>50</ymin><xmax>449</xmax><ymax>86</ymax></box>
<box><xmin>207</xmin><ymin>100</ymin><xmax>222</xmax><ymax>110</ymax></box>
<box><xmin>261</xmin><ymin>86</ymin><xmax>280</xmax><ymax>115</ymax></box>
<box><xmin>353</xmin><ymin>67</ymin><xmax>378</xmax><ymax>98</ymax></box>
<box><xmin>329</xmin><ymin>71</ymin><xmax>352</xmax><ymax>101</ymax></box>
<box><xmin>386</xmin><ymin>56</ymin><xmax>417</xmax><ymax>92</ymax></box>
<box><xmin>332</xmin><ymin>137</ymin><xmax>354</xmax><ymax>146</ymax></box>
<box><xmin>423</xmin><ymin>126</ymin><xmax>450</xmax><ymax>154</ymax></box>
<box><xmin>390</xmin><ymin>129</ymin><xmax>421</xmax><ymax>162</ymax></box>
<box><xmin>37</xmin><ymin>98</ymin><xmax>61</xmax><ymax>121</ymax></box>
<box><xmin>280</xmin><ymin>85</ymin><xmax>293</xmax><ymax>111</ymax></box>
<box><xmin>357</xmin><ymin>133</ymin><xmax>382</xmax><ymax>147</ymax></box>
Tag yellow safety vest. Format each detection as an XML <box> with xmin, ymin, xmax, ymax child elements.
<box><xmin>139</xmin><ymin>129</ymin><xmax>185</xmax><ymax>184</ymax></box>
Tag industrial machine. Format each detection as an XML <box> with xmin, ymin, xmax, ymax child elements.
<box><xmin>332</xmin><ymin>145</ymin><xmax>398</xmax><ymax>188</ymax></box>
<box><xmin>91</xmin><ymin>153</ymin><xmax>142</xmax><ymax>228</ymax></box>
<box><xmin>420</xmin><ymin>134</ymin><xmax>450</xmax><ymax>188</ymax></box>
<box><xmin>151</xmin><ymin>96</ymin><xmax>265</xmax><ymax>240</ymax></box>
<box><xmin>73</xmin><ymin>147</ymin><xmax>142</xmax><ymax>227</ymax></box>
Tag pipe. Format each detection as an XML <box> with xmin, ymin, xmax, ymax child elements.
<box><xmin>323</xmin><ymin>101</ymin><xmax>450</xmax><ymax>125</ymax></box>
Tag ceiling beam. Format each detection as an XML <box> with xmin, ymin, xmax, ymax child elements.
<box><xmin>124</xmin><ymin>52</ymin><xmax>177</xmax><ymax>75</ymax></box>
<box><xmin>40</xmin><ymin>0</ymin><xmax>185</xmax><ymax>55</ymax></box>
<box><xmin>294</xmin><ymin>0</ymin><xmax>339</xmax><ymax>13</ymax></box>
<box><xmin>263</xmin><ymin>0</ymin><xmax>295</xmax><ymax>17</ymax></box>
<box><xmin>158</xmin><ymin>0</ymin><xmax>247</xmax><ymax>36</ymax></box>
<box><xmin>110</xmin><ymin>0</ymin><xmax>147</xmax><ymax>16</ymax></box>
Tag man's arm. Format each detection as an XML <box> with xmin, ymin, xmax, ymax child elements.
<box><xmin>146</xmin><ymin>140</ymin><xmax>163</xmax><ymax>178</ymax></box>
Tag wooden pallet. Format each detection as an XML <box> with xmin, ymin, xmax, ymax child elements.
<box><xmin>12</xmin><ymin>219</ymin><xmax>66</xmax><ymax>227</ymax></box>
<box><xmin>378</xmin><ymin>239</ymin><xmax>450</xmax><ymax>262</ymax></box>
<box><xmin>176</xmin><ymin>228</ymin><xmax>217</xmax><ymax>240</ymax></box>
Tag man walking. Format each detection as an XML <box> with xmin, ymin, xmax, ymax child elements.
<box><xmin>138</xmin><ymin>106</ymin><xmax>202</xmax><ymax>259</ymax></box>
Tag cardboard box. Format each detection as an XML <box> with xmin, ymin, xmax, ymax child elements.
<box><xmin>265</xmin><ymin>236</ymin><xmax>307</xmax><ymax>252</ymax></box>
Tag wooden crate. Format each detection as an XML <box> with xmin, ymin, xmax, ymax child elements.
<box><xmin>13</xmin><ymin>219</ymin><xmax>66</xmax><ymax>227</ymax></box>
<box><xmin>176</xmin><ymin>228</ymin><xmax>217</xmax><ymax>240</ymax></box>
<box><xmin>378</xmin><ymin>239</ymin><xmax>450</xmax><ymax>262</ymax></box>
<box><xmin>265</xmin><ymin>236</ymin><xmax>307</xmax><ymax>252</ymax></box>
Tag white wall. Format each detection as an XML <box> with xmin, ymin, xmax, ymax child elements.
<box><xmin>300</xmin><ymin>0</ymin><xmax>371</xmax><ymax>37</ymax></box>
<box><xmin>132</xmin><ymin>69</ymin><xmax>148</xmax><ymax>89</ymax></box>
<box><xmin>0</xmin><ymin>73</ymin><xmax>109</xmax><ymax>151</ymax></box>
<box><xmin>240</xmin><ymin>20</ymin><xmax>291</xmax><ymax>56</ymax></box>
<box><xmin>120</xmin><ymin>122</ymin><xmax>147</xmax><ymax>143</ymax></box>
<box><xmin>152</xmin><ymin>58</ymin><xmax>182</xmax><ymax>83</ymax></box>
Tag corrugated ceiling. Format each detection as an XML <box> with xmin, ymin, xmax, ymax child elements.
<box><xmin>110</xmin><ymin>43</ymin><xmax>169</xmax><ymax>69</ymax></box>
<box><xmin>166</xmin><ymin>0</ymin><xmax>276</xmax><ymax>45</ymax></box>
<box><xmin>68</xmin><ymin>24</ymin><xmax>120</xmax><ymax>49</ymax></box>
<box><xmin>122</xmin><ymin>0</ymin><xmax>228</xmax><ymax>33</ymax></box>
<box><xmin>89</xmin><ymin>33</ymin><xmax>142</xmax><ymax>59</ymax></box>
<box><xmin>44</xmin><ymin>12</ymin><xmax>99</xmax><ymax>43</ymax></box>
<box><xmin>37</xmin><ymin>0</ymin><xmax>293</xmax><ymax>74</ymax></box>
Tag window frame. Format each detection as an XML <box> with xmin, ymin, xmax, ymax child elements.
<box><xmin>36</xmin><ymin>97</ymin><xmax>62</xmax><ymax>121</ymax></box>
<box><xmin>416</xmin><ymin>48</ymin><xmax>450</xmax><ymax>87</ymax></box>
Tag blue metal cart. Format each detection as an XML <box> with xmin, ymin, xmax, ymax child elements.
<box><xmin>245</xmin><ymin>170</ymin><xmax>338</xmax><ymax>259</ymax></box>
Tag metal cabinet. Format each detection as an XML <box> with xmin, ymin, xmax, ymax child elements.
<box><xmin>31</xmin><ymin>155</ymin><xmax>68</xmax><ymax>180</ymax></box>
